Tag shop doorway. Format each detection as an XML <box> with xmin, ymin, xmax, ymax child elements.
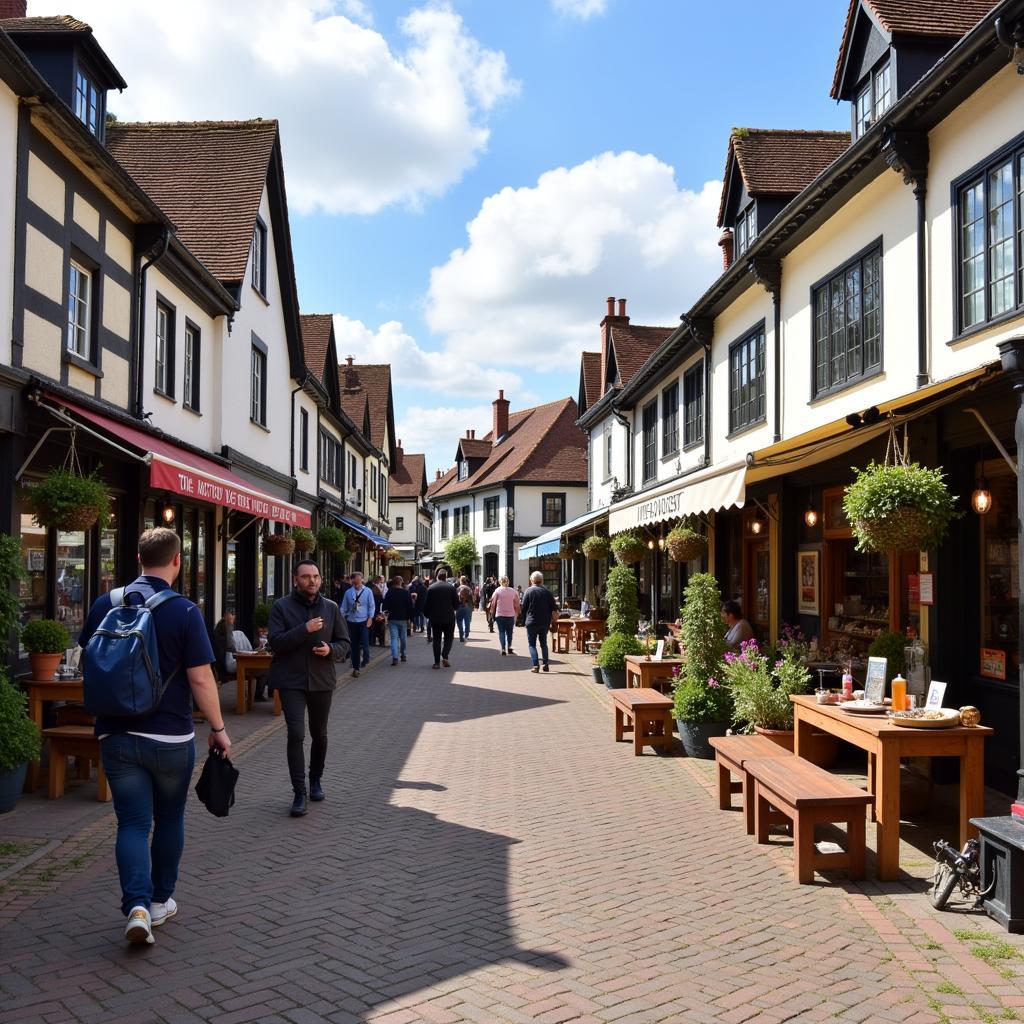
<box><xmin>484</xmin><ymin>551</ymin><xmax>499</xmax><ymax>580</ymax></box>
<box><xmin>746</xmin><ymin>538</ymin><xmax>770</xmax><ymax>641</ymax></box>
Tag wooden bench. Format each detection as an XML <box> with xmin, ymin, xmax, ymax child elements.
<box><xmin>708</xmin><ymin>734</ymin><xmax>793</xmax><ymax>835</ymax></box>
<box><xmin>42</xmin><ymin>725</ymin><xmax>110</xmax><ymax>802</ymax></box>
<box><xmin>745</xmin><ymin>756</ymin><xmax>873</xmax><ymax>884</ymax></box>
<box><xmin>611</xmin><ymin>687</ymin><xmax>674</xmax><ymax>756</ymax></box>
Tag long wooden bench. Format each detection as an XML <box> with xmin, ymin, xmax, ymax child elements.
<box><xmin>745</xmin><ymin>756</ymin><xmax>873</xmax><ymax>884</ymax></box>
<box><xmin>708</xmin><ymin>734</ymin><xmax>794</xmax><ymax>835</ymax></box>
<box><xmin>42</xmin><ymin>725</ymin><xmax>109</xmax><ymax>802</ymax></box>
<box><xmin>611</xmin><ymin>687</ymin><xmax>674</xmax><ymax>756</ymax></box>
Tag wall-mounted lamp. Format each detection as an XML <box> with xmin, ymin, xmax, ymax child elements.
<box><xmin>647</xmin><ymin>539</ymin><xmax>655</xmax><ymax>550</ymax></box>
<box><xmin>750</xmin><ymin>508</ymin><xmax>767</xmax><ymax>535</ymax></box>
<box><xmin>161</xmin><ymin>502</ymin><xmax>175</xmax><ymax>525</ymax></box>
<box><xmin>845</xmin><ymin>406</ymin><xmax>881</xmax><ymax>429</ymax></box>
<box><xmin>657</xmin><ymin>537</ymin><xmax>665</xmax><ymax>550</ymax></box>
<box><xmin>972</xmin><ymin>477</ymin><xmax>993</xmax><ymax>515</ymax></box>
<box><xmin>506</xmin><ymin>507</ymin><xmax>515</xmax><ymax>523</ymax></box>
<box><xmin>804</xmin><ymin>502</ymin><xmax>819</xmax><ymax>528</ymax></box>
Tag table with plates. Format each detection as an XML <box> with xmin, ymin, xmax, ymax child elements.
<box><xmin>234</xmin><ymin>651</ymin><xmax>281</xmax><ymax>715</ymax></box>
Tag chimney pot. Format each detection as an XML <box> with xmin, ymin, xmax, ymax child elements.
<box><xmin>345</xmin><ymin>355</ymin><xmax>354</xmax><ymax>367</ymax></box>
<box><xmin>492</xmin><ymin>388</ymin><xmax>510</xmax><ymax>443</ymax></box>
<box><xmin>0</xmin><ymin>1</ymin><xmax>28</xmax><ymax>16</ymax></box>
<box><xmin>606</xmin><ymin>296</ymin><xmax>615</xmax><ymax>317</ymax></box>
<box><xmin>718</xmin><ymin>228</ymin><xmax>734</xmax><ymax>271</ymax></box>
<box><xmin>618</xmin><ymin>298</ymin><xmax>626</xmax><ymax>318</ymax></box>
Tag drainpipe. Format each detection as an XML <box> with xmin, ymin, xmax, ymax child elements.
<box><xmin>133</xmin><ymin>228</ymin><xmax>171</xmax><ymax>419</ymax></box>
<box><xmin>289</xmin><ymin>378</ymin><xmax>305</xmax><ymax>484</ymax></box>
<box><xmin>613</xmin><ymin>408</ymin><xmax>632</xmax><ymax>490</ymax></box>
<box><xmin>914</xmin><ymin>180</ymin><xmax>928</xmax><ymax>387</ymax></box>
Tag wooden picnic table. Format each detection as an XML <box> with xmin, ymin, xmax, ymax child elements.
<box><xmin>234</xmin><ymin>651</ymin><xmax>281</xmax><ymax>716</ymax></box>
<box><xmin>623</xmin><ymin>655</ymin><xmax>683</xmax><ymax>694</ymax></box>
<box><xmin>791</xmin><ymin>694</ymin><xmax>993</xmax><ymax>881</ymax></box>
<box><xmin>21</xmin><ymin>676</ymin><xmax>84</xmax><ymax>791</ymax></box>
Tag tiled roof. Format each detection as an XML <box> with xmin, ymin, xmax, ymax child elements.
<box><xmin>389</xmin><ymin>453</ymin><xmax>426</xmax><ymax>499</ymax></box>
<box><xmin>458</xmin><ymin>438</ymin><xmax>493</xmax><ymax>460</ymax></box>
<box><xmin>717</xmin><ymin>128</ymin><xmax>851</xmax><ymax>226</ymax></box>
<box><xmin>0</xmin><ymin>15</ymin><xmax>91</xmax><ymax>32</ymax></box>
<box><xmin>831</xmin><ymin>0</ymin><xmax>997</xmax><ymax>98</ymax></box>
<box><xmin>299</xmin><ymin>314</ymin><xmax>332</xmax><ymax>379</ymax></box>
<box><xmin>428</xmin><ymin>397</ymin><xmax>587</xmax><ymax>500</ymax></box>
<box><xmin>107</xmin><ymin>120</ymin><xmax>277</xmax><ymax>283</ymax></box>
<box><xmin>580</xmin><ymin>351</ymin><xmax>601</xmax><ymax>410</ymax></box>
<box><xmin>610</xmin><ymin>325</ymin><xmax>673</xmax><ymax>388</ymax></box>
<box><xmin>338</xmin><ymin>362</ymin><xmax>392</xmax><ymax>451</ymax></box>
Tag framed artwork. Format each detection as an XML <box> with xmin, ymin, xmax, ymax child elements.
<box><xmin>797</xmin><ymin>550</ymin><xmax>819</xmax><ymax>616</ymax></box>
<box><xmin>980</xmin><ymin>647</ymin><xmax>1007</xmax><ymax>681</ymax></box>
<box><xmin>26</xmin><ymin>548</ymin><xmax>44</xmax><ymax>572</ymax></box>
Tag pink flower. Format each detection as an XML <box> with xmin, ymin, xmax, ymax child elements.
<box><xmin>724</xmin><ymin>652</ymin><xmax>737</xmax><ymax>664</ymax></box>
<box><xmin>707</xmin><ymin>677</ymin><xmax>719</xmax><ymax>688</ymax></box>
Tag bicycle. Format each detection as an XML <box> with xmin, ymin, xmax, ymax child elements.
<box><xmin>930</xmin><ymin>837</ymin><xmax>989</xmax><ymax>910</ymax></box>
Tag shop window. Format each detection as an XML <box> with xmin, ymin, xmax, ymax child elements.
<box><xmin>19</xmin><ymin>513</ymin><xmax>47</xmax><ymax>635</ymax></box>
<box><xmin>980</xmin><ymin>461</ymin><xmax>1018</xmax><ymax>681</ymax></box>
<box><xmin>196</xmin><ymin>513</ymin><xmax>208</xmax><ymax>616</ymax></box>
<box><xmin>55</xmin><ymin>530</ymin><xmax>88</xmax><ymax>646</ymax></box>
<box><xmin>181</xmin><ymin>512</ymin><xmax>194</xmax><ymax>602</ymax></box>
<box><xmin>99</xmin><ymin>510</ymin><xmax>117</xmax><ymax>598</ymax></box>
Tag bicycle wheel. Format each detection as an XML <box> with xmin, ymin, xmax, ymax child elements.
<box><xmin>931</xmin><ymin>863</ymin><xmax>959</xmax><ymax>909</ymax></box>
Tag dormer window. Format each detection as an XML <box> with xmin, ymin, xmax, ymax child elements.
<box><xmin>853</xmin><ymin>58</ymin><xmax>892</xmax><ymax>139</ymax></box>
<box><xmin>735</xmin><ymin>203</ymin><xmax>756</xmax><ymax>258</ymax></box>
<box><xmin>458</xmin><ymin>459</ymin><xmax>468</xmax><ymax>481</ymax></box>
<box><xmin>74</xmin><ymin>68</ymin><xmax>100</xmax><ymax>136</ymax></box>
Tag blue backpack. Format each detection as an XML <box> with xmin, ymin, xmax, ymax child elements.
<box><xmin>83</xmin><ymin>587</ymin><xmax>183</xmax><ymax>719</ymax></box>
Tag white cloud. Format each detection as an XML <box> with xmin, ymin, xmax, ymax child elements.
<box><xmin>552</xmin><ymin>0</ymin><xmax>608</xmax><ymax>19</ymax></box>
<box><xmin>396</xmin><ymin>404</ymin><xmax>494</xmax><ymax>476</ymax></box>
<box><xmin>425</xmin><ymin>151</ymin><xmax>722</xmax><ymax>370</ymax></box>
<box><xmin>44</xmin><ymin>0</ymin><xmax>519</xmax><ymax>214</ymax></box>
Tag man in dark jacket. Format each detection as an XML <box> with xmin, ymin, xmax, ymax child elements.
<box><xmin>521</xmin><ymin>570</ymin><xmax>558</xmax><ymax>673</ymax></box>
<box><xmin>409</xmin><ymin>576</ymin><xmax>427</xmax><ymax>633</ymax></box>
<box><xmin>482</xmin><ymin>577</ymin><xmax>497</xmax><ymax>632</ymax></box>
<box><xmin>422</xmin><ymin>568</ymin><xmax>459</xmax><ymax>669</ymax></box>
<box><xmin>268</xmin><ymin>559</ymin><xmax>350</xmax><ymax>817</ymax></box>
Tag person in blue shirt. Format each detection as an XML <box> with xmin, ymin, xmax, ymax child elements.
<box><xmin>79</xmin><ymin>527</ymin><xmax>230</xmax><ymax>947</ymax></box>
<box><xmin>338</xmin><ymin>571</ymin><xmax>373</xmax><ymax>677</ymax></box>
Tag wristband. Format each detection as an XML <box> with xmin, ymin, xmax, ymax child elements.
<box><xmin>210</xmin><ymin>726</ymin><xmax>226</xmax><ymax>734</ymax></box>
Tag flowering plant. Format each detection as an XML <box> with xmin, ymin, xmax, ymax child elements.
<box><xmin>725</xmin><ymin>638</ymin><xmax>812</xmax><ymax>732</ymax></box>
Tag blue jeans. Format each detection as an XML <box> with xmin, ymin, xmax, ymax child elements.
<box><xmin>526</xmin><ymin>624</ymin><xmax>549</xmax><ymax>668</ymax></box>
<box><xmin>100</xmin><ymin>734</ymin><xmax>195</xmax><ymax>916</ymax></box>
<box><xmin>389</xmin><ymin>621</ymin><xmax>408</xmax><ymax>660</ymax></box>
<box><xmin>495</xmin><ymin>616</ymin><xmax>515</xmax><ymax>651</ymax></box>
<box><xmin>348</xmin><ymin>619</ymin><xmax>370</xmax><ymax>669</ymax></box>
<box><xmin>456</xmin><ymin>605</ymin><xmax>472</xmax><ymax>640</ymax></box>
<box><xmin>413</xmin><ymin>611</ymin><xmax>425</xmax><ymax>631</ymax></box>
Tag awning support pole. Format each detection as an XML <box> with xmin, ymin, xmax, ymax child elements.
<box><xmin>964</xmin><ymin>408</ymin><xmax>1018</xmax><ymax>478</ymax></box>
<box><xmin>221</xmin><ymin>514</ymin><xmax>263</xmax><ymax>543</ymax></box>
<box><xmin>750</xmin><ymin>497</ymin><xmax>779</xmax><ymax>524</ymax></box>
<box><xmin>15</xmin><ymin>426</ymin><xmax>72</xmax><ymax>482</ymax></box>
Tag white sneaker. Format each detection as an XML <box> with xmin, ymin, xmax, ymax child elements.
<box><xmin>124</xmin><ymin>906</ymin><xmax>155</xmax><ymax>945</ymax></box>
<box><xmin>150</xmin><ymin>897</ymin><xmax>177</xmax><ymax>927</ymax></box>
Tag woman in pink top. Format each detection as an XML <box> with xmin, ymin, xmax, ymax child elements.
<box><xmin>488</xmin><ymin>576</ymin><xmax>521</xmax><ymax>655</ymax></box>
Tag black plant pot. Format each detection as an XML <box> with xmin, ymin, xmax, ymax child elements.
<box><xmin>601</xmin><ymin>667</ymin><xmax>627</xmax><ymax>689</ymax></box>
<box><xmin>0</xmin><ymin>763</ymin><xmax>27</xmax><ymax>814</ymax></box>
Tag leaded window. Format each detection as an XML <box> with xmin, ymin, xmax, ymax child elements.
<box><xmin>641</xmin><ymin>400</ymin><xmax>657</xmax><ymax>483</ymax></box>
<box><xmin>661</xmin><ymin>382</ymin><xmax>678</xmax><ymax>456</ymax></box>
<box><xmin>729</xmin><ymin>325</ymin><xmax>766</xmax><ymax>432</ymax></box>
<box><xmin>683</xmin><ymin>361</ymin><xmax>704</xmax><ymax>448</ymax></box>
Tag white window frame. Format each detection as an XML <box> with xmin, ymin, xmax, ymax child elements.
<box><xmin>155</xmin><ymin>303</ymin><xmax>173</xmax><ymax>396</ymax></box>
<box><xmin>67</xmin><ymin>260</ymin><xmax>91</xmax><ymax>359</ymax></box>
<box><xmin>183</xmin><ymin>323</ymin><xmax>200</xmax><ymax>411</ymax></box>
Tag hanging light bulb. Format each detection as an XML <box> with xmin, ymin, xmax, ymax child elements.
<box><xmin>804</xmin><ymin>502</ymin><xmax>819</xmax><ymax>528</ymax></box>
<box><xmin>161</xmin><ymin>503</ymin><xmax>175</xmax><ymax>525</ymax></box>
<box><xmin>657</xmin><ymin>536</ymin><xmax>665</xmax><ymax>549</ymax></box>
<box><xmin>972</xmin><ymin>477</ymin><xmax>993</xmax><ymax>515</ymax></box>
<box><xmin>750</xmin><ymin>509</ymin><xmax>766</xmax><ymax>535</ymax></box>
<box><xmin>647</xmin><ymin>538</ymin><xmax>655</xmax><ymax>549</ymax></box>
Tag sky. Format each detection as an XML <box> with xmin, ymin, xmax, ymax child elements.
<box><xmin>33</xmin><ymin>0</ymin><xmax>853</xmax><ymax>475</ymax></box>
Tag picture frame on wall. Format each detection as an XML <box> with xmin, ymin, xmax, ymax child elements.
<box><xmin>980</xmin><ymin>647</ymin><xmax>1007</xmax><ymax>681</ymax></box>
<box><xmin>797</xmin><ymin>549</ymin><xmax>819</xmax><ymax>616</ymax></box>
<box><xmin>26</xmin><ymin>548</ymin><xmax>44</xmax><ymax>572</ymax></box>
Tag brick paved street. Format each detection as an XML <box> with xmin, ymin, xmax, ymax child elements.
<box><xmin>2</xmin><ymin>615</ymin><xmax>1024</xmax><ymax>1024</ymax></box>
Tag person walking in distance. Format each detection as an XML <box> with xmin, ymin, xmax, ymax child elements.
<box><xmin>482</xmin><ymin>576</ymin><xmax>497</xmax><ymax>633</ymax></box>
<box><xmin>456</xmin><ymin>575</ymin><xmax>474</xmax><ymax>642</ymax></box>
<box><xmin>339</xmin><ymin>571</ymin><xmax>373</xmax><ymax>677</ymax></box>
<box><xmin>79</xmin><ymin>528</ymin><xmax>231</xmax><ymax>946</ymax></box>
<box><xmin>409</xmin><ymin>575</ymin><xmax>427</xmax><ymax>634</ymax></box>
<box><xmin>521</xmin><ymin>570</ymin><xmax>558</xmax><ymax>673</ymax></box>
<box><xmin>423</xmin><ymin>568</ymin><xmax>459</xmax><ymax>669</ymax></box>
<box><xmin>382</xmin><ymin>575</ymin><xmax>414</xmax><ymax>665</ymax></box>
<box><xmin>488</xmin><ymin>576</ymin><xmax>520</xmax><ymax>656</ymax></box>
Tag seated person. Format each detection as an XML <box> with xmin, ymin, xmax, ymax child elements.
<box><xmin>721</xmin><ymin>600</ymin><xmax>755</xmax><ymax>651</ymax></box>
<box><xmin>212</xmin><ymin>609</ymin><xmax>268</xmax><ymax>701</ymax></box>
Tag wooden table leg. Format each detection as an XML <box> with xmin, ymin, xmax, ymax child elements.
<box><xmin>848</xmin><ymin>810</ymin><xmax>866</xmax><ymax>880</ymax></box>
<box><xmin>795</xmin><ymin>809</ymin><xmax>815</xmax><ymax>884</ymax></box>
<box><xmin>875</xmin><ymin>746</ymin><xmax>901</xmax><ymax>881</ymax></box>
<box><xmin>235</xmin><ymin>663</ymin><xmax>247</xmax><ymax>714</ymax></box>
<box><xmin>793</xmin><ymin>709</ymin><xmax>813</xmax><ymax>759</ymax></box>
<box><xmin>960</xmin><ymin>735</ymin><xmax>986</xmax><ymax>846</ymax></box>
<box><xmin>716</xmin><ymin>759</ymin><xmax>731</xmax><ymax>811</ymax></box>
<box><xmin>867</xmin><ymin>752</ymin><xmax>877</xmax><ymax>821</ymax></box>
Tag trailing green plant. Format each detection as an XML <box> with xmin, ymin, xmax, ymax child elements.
<box><xmin>666</xmin><ymin>524</ymin><xmax>706</xmax><ymax>563</ymax></box>
<box><xmin>673</xmin><ymin>572</ymin><xmax>729</xmax><ymax>722</ymax></box>
<box><xmin>0</xmin><ymin>533</ymin><xmax>26</xmax><ymax>662</ymax></box>
<box><xmin>316</xmin><ymin>526</ymin><xmax>348</xmax><ymax>553</ymax></box>
<box><xmin>291</xmin><ymin>526</ymin><xmax>316</xmax><ymax>551</ymax></box>
<box><xmin>444</xmin><ymin>533</ymin><xmax>479</xmax><ymax>574</ymax></box>
<box><xmin>867</xmin><ymin>631</ymin><xmax>907</xmax><ymax>684</ymax></box>
<box><xmin>0</xmin><ymin>673</ymin><xmax>41</xmax><ymax>771</ymax></box>
<box><xmin>252</xmin><ymin>601</ymin><xmax>274</xmax><ymax>630</ymax></box>
<box><xmin>19</xmin><ymin>618</ymin><xmax>69</xmax><ymax>654</ymax></box>
<box><xmin>595</xmin><ymin>632</ymin><xmax>644</xmax><ymax>671</ymax></box>
<box><xmin>726</xmin><ymin>639</ymin><xmax>812</xmax><ymax>732</ymax></box>
<box><xmin>843</xmin><ymin>461</ymin><xmax>960</xmax><ymax>553</ymax></box>
<box><xmin>610</xmin><ymin>531</ymin><xmax>646</xmax><ymax>564</ymax></box>
<box><xmin>27</xmin><ymin>468</ymin><xmax>111</xmax><ymax>532</ymax></box>
<box><xmin>263</xmin><ymin>532</ymin><xmax>295</xmax><ymax>556</ymax></box>
<box><xmin>605</xmin><ymin>565</ymin><xmax>640</xmax><ymax>636</ymax></box>
<box><xmin>582</xmin><ymin>535</ymin><xmax>610</xmax><ymax>560</ymax></box>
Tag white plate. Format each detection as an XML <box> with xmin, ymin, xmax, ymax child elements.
<box><xmin>839</xmin><ymin>701</ymin><xmax>890</xmax><ymax>714</ymax></box>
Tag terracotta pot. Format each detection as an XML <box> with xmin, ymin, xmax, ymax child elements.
<box><xmin>754</xmin><ymin>725</ymin><xmax>795</xmax><ymax>751</ymax></box>
<box><xmin>802</xmin><ymin>730</ymin><xmax>840</xmax><ymax>769</ymax></box>
<box><xmin>29</xmin><ymin>652</ymin><xmax>62</xmax><ymax>680</ymax></box>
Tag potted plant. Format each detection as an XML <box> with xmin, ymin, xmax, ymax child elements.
<box><xmin>26</xmin><ymin>467</ymin><xmax>111</xmax><ymax>532</ymax></box>
<box><xmin>596</xmin><ymin>632</ymin><xmax>644</xmax><ymax>688</ymax></box>
<box><xmin>264</xmin><ymin>531</ymin><xmax>295</xmax><ymax>557</ymax></box>
<box><xmin>843</xmin><ymin>460</ymin><xmax>959</xmax><ymax>553</ymax></box>
<box><xmin>20</xmin><ymin>618</ymin><xmax>70</xmax><ymax>679</ymax></box>
<box><xmin>672</xmin><ymin>572</ymin><xmax>730</xmax><ymax>757</ymax></box>
<box><xmin>317</xmin><ymin>526</ymin><xmax>348</xmax><ymax>554</ymax></box>
<box><xmin>867</xmin><ymin>631</ymin><xmax>907</xmax><ymax>684</ymax></box>
<box><xmin>0</xmin><ymin>673</ymin><xmax>41</xmax><ymax>813</ymax></box>
<box><xmin>666</xmin><ymin>523</ymin><xmax>706</xmax><ymax>563</ymax></box>
<box><xmin>605</xmin><ymin>565</ymin><xmax>640</xmax><ymax>637</ymax></box>
<box><xmin>611</xmin><ymin>532</ymin><xmax>646</xmax><ymax>565</ymax></box>
<box><xmin>582</xmin><ymin>535</ymin><xmax>610</xmax><ymax>560</ymax></box>
<box><xmin>252</xmin><ymin>600</ymin><xmax>274</xmax><ymax>644</ymax></box>
<box><xmin>292</xmin><ymin>526</ymin><xmax>316</xmax><ymax>552</ymax></box>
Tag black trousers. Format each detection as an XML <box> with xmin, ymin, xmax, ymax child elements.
<box><xmin>278</xmin><ymin>688</ymin><xmax>334</xmax><ymax>790</ymax></box>
<box><xmin>431</xmin><ymin>622</ymin><xmax>455</xmax><ymax>665</ymax></box>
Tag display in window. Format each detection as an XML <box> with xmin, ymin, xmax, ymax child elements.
<box><xmin>979</xmin><ymin>462</ymin><xmax>1018</xmax><ymax>680</ymax></box>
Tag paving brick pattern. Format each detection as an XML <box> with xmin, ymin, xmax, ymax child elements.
<box><xmin>1</xmin><ymin>616</ymin><xmax>1023</xmax><ymax>1024</ymax></box>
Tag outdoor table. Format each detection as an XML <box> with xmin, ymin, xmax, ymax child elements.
<box><xmin>553</xmin><ymin>619</ymin><xmax>575</xmax><ymax>653</ymax></box>
<box><xmin>234</xmin><ymin>651</ymin><xmax>281</xmax><ymax>716</ymax></box>
<box><xmin>791</xmin><ymin>694</ymin><xmax>993</xmax><ymax>881</ymax></box>
<box><xmin>21</xmin><ymin>676</ymin><xmax>84</xmax><ymax>792</ymax></box>
<box><xmin>572</xmin><ymin>618</ymin><xmax>607</xmax><ymax>653</ymax></box>
<box><xmin>623</xmin><ymin>655</ymin><xmax>683</xmax><ymax>694</ymax></box>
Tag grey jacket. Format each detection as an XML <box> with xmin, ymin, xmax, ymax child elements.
<box><xmin>268</xmin><ymin>589</ymin><xmax>350</xmax><ymax>692</ymax></box>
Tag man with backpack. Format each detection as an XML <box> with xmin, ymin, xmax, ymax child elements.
<box><xmin>456</xmin><ymin>575</ymin><xmax>474</xmax><ymax>642</ymax></box>
<box><xmin>79</xmin><ymin>527</ymin><xmax>230</xmax><ymax>947</ymax></box>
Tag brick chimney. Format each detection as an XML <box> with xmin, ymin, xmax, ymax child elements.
<box><xmin>436</xmin><ymin>469</ymin><xmax>442</xmax><ymax>480</ymax></box>
<box><xmin>719</xmin><ymin>228</ymin><xmax>734</xmax><ymax>270</ymax></box>
<box><xmin>395</xmin><ymin>439</ymin><xmax>404</xmax><ymax>468</ymax></box>
<box><xmin>345</xmin><ymin>355</ymin><xmax>354</xmax><ymax>366</ymax></box>
<box><xmin>492</xmin><ymin>389</ymin><xmax>509</xmax><ymax>442</ymax></box>
<box><xmin>0</xmin><ymin>1</ymin><xmax>28</xmax><ymax>17</ymax></box>
<box><xmin>599</xmin><ymin>296</ymin><xmax>630</xmax><ymax>397</ymax></box>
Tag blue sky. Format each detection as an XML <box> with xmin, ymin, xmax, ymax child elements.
<box><xmin>50</xmin><ymin>0</ymin><xmax>854</xmax><ymax>474</ymax></box>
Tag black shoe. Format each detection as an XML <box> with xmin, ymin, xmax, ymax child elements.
<box><xmin>401</xmin><ymin>655</ymin><xmax>407</xmax><ymax>662</ymax></box>
<box><xmin>542</xmin><ymin>664</ymin><xmax>550</xmax><ymax>672</ymax></box>
<box><xmin>290</xmin><ymin>790</ymin><xmax>308</xmax><ymax>817</ymax></box>
<box><xmin>391</xmin><ymin>658</ymin><xmax>398</xmax><ymax>666</ymax></box>
<box><xmin>309</xmin><ymin>779</ymin><xmax>325</xmax><ymax>802</ymax></box>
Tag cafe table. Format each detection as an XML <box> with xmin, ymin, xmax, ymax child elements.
<box><xmin>791</xmin><ymin>694</ymin><xmax>993</xmax><ymax>881</ymax></box>
<box><xmin>572</xmin><ymin>618</ymin><xmax>607</xmax><ymax>653</ymax></box>
<box><xmin>553</xmin><ymin>619</ymin><xmax>576</xmax><ymax>654</ymax></box>
<box><xmin>234</xmin><ymin>651</ymin><xmax>281</xmax><ymax>716</ymax></box>
<box><xmin>623</xmin><ymin>655</ymin><xmax>683</xmax><ymax>694</ymax></box>
<box><xmin>21</xmin><ymin>675</ymin><xmax>84</xmax><ymax>791</ymax></box>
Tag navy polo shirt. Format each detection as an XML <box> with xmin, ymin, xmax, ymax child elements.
<box><xmin>80</xmin><ymin>575</ymin><xmax>215</xmax><ymax>739</ymax></box>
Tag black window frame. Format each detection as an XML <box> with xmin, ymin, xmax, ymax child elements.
<box><xmin>251</xmin><ymin>216</ymin><xmax>268</xmax><ymax>297</ymax></box>
<box><xmin>728</xmin><ymin>321</ymin><xmax>767</xmax><ymax>435</ymax></box>
<box><xmin>440</xmin><ymin>509</ymin><xmax>449</xmax><ymax>540</ymax></box>
<box><xmin>154</xmin><ymin>296</ymin><xmax>176</xmax><ymax>400</ymax></box>
<box><xmin>682</xmin><ymin>360</ymin><xmax>704</xmax><ymax>450</ymax></box>
<box><xmin>250</xmin><ymin>333</ymin><xmax>268</xmax><ymax>427</ymax></box>
<box><xmin>484</xmin><ymin>496</ymin><xmax>499</xmax><ymax>530</ymax></box>
<box><xmin>299</xmin><ymin>408</ymin><xmax>309</xmax><ymax>471</ymax></box>
<box><xmin>183</xmin><ymin>319</ymin><xmax>201</xmax><ymax>413</ymax></box>
<box><xmin>661</xmin><ymin>381</ymin><xmax>679</xmax><ymax>457</ymax></box>
<box><xmin>396</xmin><ymin>516</ymin><xmax>404</xmax><ymax>531</ymax></box>
<box><xmin>641</xmin><ymin>399</ymin><xmax>657</xmax><ymax>483</ymax></box>
<box><xmin>73</xmin><ymin>64</ymin><xmax>103</xmax><ymax>138</ymax></box>
<box><xmin>810</xmin><ymin>239</ymin><xmax>883</xmax><ymax>399</ymax></box>
<box><xmin>851</xmin><ymin>54</ymin><xmax>892</xmax><ymax>139</ymax></box>
<box><xmin>541</xmin><ymin>492</ymin><xmax>566</xmax><ymax>527</ymax></box>
<box><xmin>734</xmin><ymin>202</ymin><xmax>756</xmax><ymax>258</ymax></box>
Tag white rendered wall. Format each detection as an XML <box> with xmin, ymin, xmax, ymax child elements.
<box><xmin>0</xmin><ymin>82</ymin><xmax>17</xmax><ymax>368</ymax></box>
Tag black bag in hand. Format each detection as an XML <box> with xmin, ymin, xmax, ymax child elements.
<box><xmin>195</xmin><ymin>749</ymin><xmax>239</xmax><ymax>817</ymax></box>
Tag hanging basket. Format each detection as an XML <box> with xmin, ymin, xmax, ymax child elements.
<box><xmin>666</xmin><ymin>526</ymin><xmax>706</xmax><ymax>563</ymax></box>
<box><xmin>558</xmin><ymin>540</ymin><xmax>576</xmax><ymax>560</ymax></box>
<box><xmin>582</xmin><ymin>535</ymin><xmax>610</xmax><ymax>560</ymax></box>
<box><xmin>317</xmin><ymin>526</ymin><xmax>348</xmax><ymax>554</ymax></box>
<box><xmin>291</xmin><ymin>527</ymin><xmax>316</xmax><ymax>552</ymax></box>
<box><xmin>611</xmin><ymin>532</ymin><xmax>646</xmax><ymax>565</ymax></box>
<box><xmin>27</xmin><ymin>465</ymin><xmax>111</xmax><ymax>533</ymax></box>
<box><xmin>853</xmin><ymin>508</ymin><xmax>935</xmax><ymax>553</ymax></box>
<box><xmin>346</xmin><ymin>536</ymin><xmax>362</xmax><ymax>553</ymax></box>
<box><xmin>264</xmin><ymin>533</ymin><xmax>295</xmax><ymax>557</ymax></box>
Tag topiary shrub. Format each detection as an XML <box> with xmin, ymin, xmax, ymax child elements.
<box><xmin>673</xmin><ymin>572</ymin><xmax>729</xmax><ymax>723</ymax></box>
<box><xmin>596</xmin><ymin>632</ymin><xmax>644</xmax><ymax>671</ymax></box>
<box><xmin>20</xmin><ymin>618</ymin><xmax>69</xmax><ymax>654</ymax></box>
<box><xmin>444</xmin><ymin>534</ymin><xmax>479</xmax><ymax>575</ymax></box>
<box><xmin>253</xmin><ymin>601</ymin><xmax>274</xmax><ymax>631</ymax></box>
<box><xmin>605</xmin><ymin>565</ymin><xmax>640</xmax><ymax>637</ymax></box>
